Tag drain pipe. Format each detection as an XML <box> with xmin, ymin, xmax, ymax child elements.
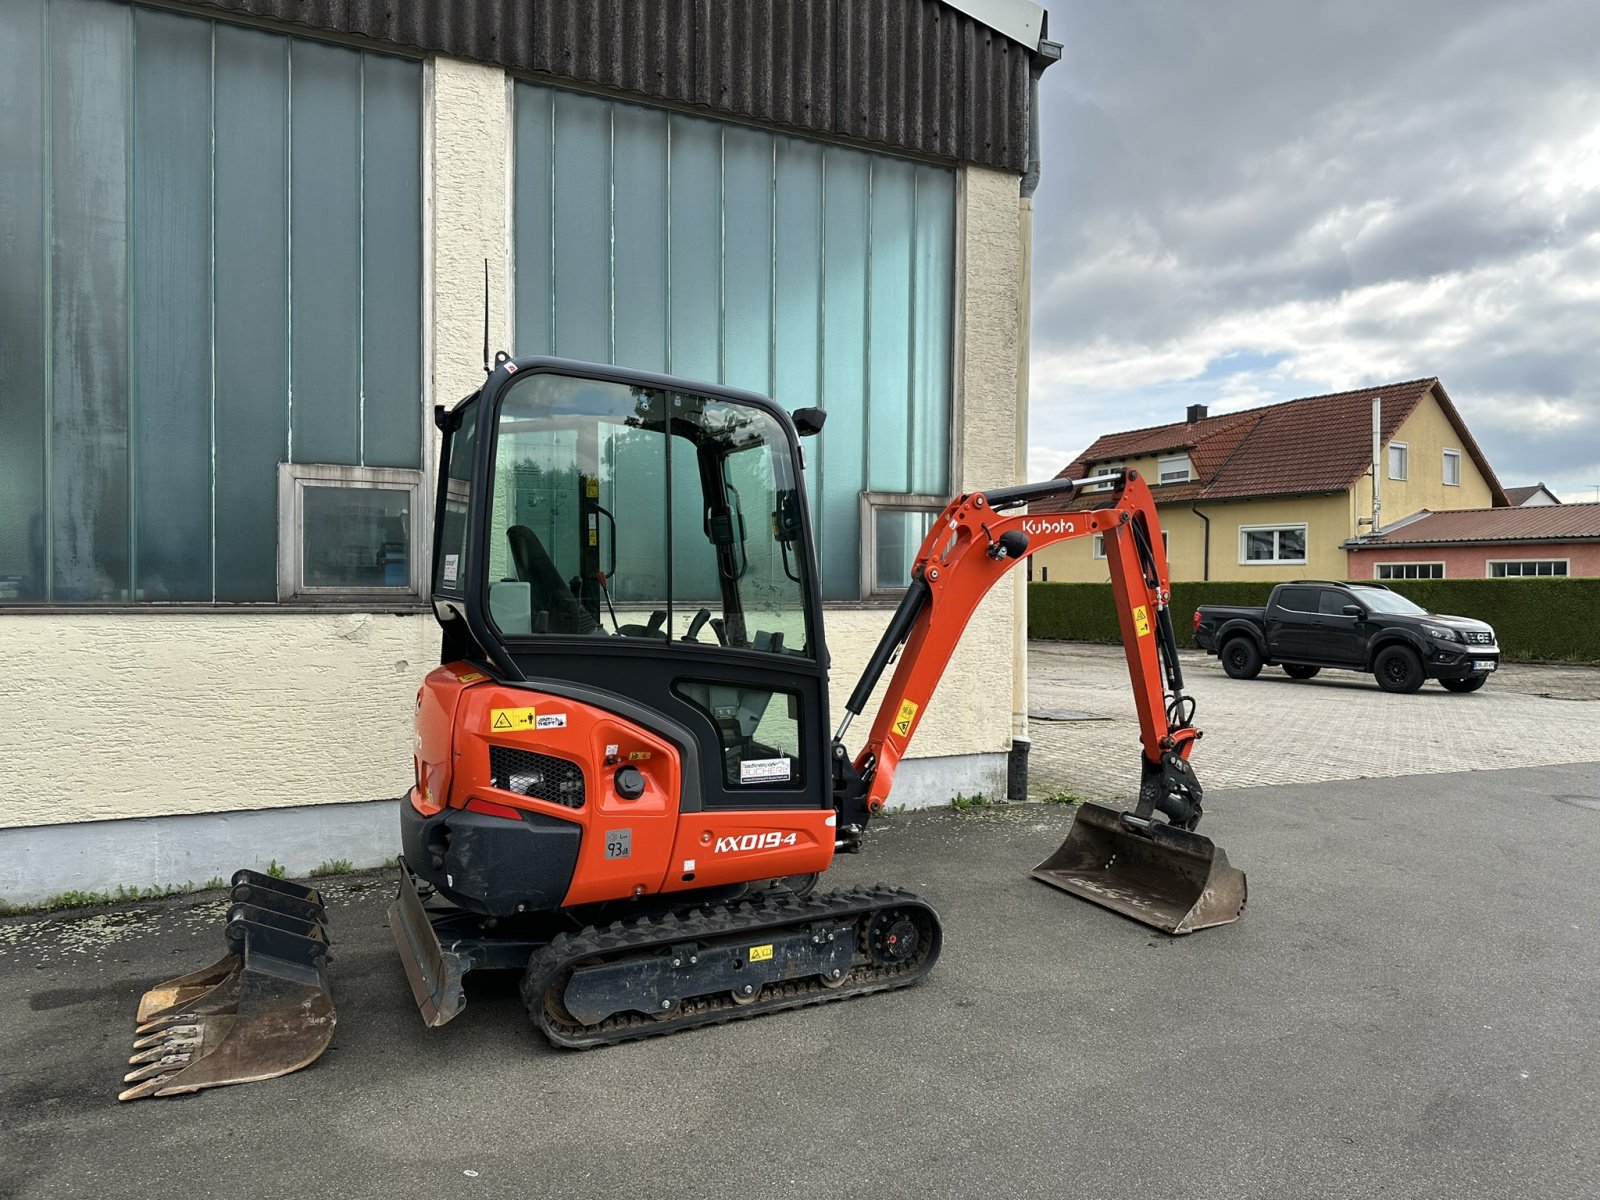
<box><xmin>1008</xmin><ymin>32</ymin><xmax>1063</xmax><ymax>804</ymax></box>
<box><xmin>1190</xmin><ymin>504</ymin><xmax>1212</xmax><ymax>581</ymax></box>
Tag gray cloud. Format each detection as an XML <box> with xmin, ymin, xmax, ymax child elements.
<box><xmin>1029</xmin><ymin>1</ymin><xmax>1600</xmax><ymax>500</ymax></box>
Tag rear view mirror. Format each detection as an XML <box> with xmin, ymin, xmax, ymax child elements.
<box><xmin>1342</xmin><ymin>604</ymin><xmax>1364</xmax><ymax>618</ymax></box>
<box><xmin>792</xmin><ymin>407</ymin><xmax>827</xmax><ymax>437</ymax></box>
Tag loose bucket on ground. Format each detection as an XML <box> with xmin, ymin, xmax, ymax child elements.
<box><xmin>118</xmin><ymin>871</ymin><xmax>335</xmax><ymax>1101</ymax></box>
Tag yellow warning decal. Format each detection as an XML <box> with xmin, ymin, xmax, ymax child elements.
<box><xmin>1133</xmin><ymin>605</ymin><xmax>1152</xmax><ymax>638</ymax></box>
<box><xmin>455</xmin><ymin>671</ymin><xmax>488</xmax><ymax>684</ymax></box>
<box><xmin>748</xmin><ymin>944</ymin><xmax>774</xmax><ymax>963</ymax></box>
<box><xmin>892</xmin><ymin>699</ymin><xmax>919</xmax><ymax>739</ymax></box>
<box><xmin>490</xmin><ymin>707</ymin><xmax>538</xmax><ymax>732</ymax></box>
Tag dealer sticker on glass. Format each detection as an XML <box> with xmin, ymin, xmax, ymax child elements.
<box><xmin>740</xmin><ymin>757</ymin><xmax>792</xmax><ymax>784</ymax></box>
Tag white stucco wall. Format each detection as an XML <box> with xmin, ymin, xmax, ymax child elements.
<box><xmin>0</xmin><ymin>62</ymin><xmax>1027</xmax><ymax>899</ymax></box>
<box><xmin>0</xmin><ymin>613</ymin><xmax>435</xmax><ymax>828</ymax></box>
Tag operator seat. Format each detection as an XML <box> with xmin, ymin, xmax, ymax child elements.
<box><xmin>506</xmin><ymin>525</ymin><xmax>601</xmax><ymax>635</ymax></box>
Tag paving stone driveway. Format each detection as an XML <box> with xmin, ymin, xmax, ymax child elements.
<box><xmin>1027</xmin><ymin>640</ymin><xmax>1600</xmax><ymax>800</ymax></box>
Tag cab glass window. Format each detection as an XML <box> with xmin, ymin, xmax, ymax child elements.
<box><xmin>487</xmin><ymin>373</ymin><xmax>810</xmax><ymax>656</ymax></box>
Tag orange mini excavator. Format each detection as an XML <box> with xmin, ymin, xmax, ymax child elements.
<box><xmin>122</xmin><ymin>357</ymin><xmax>1245</xmax><ymax>1095</ymax></box>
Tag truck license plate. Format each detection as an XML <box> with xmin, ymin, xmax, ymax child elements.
<box><xmin>1473</xmin><ymin>661</ymin><xmax>1495</xmax><ymax>672</ymax></box>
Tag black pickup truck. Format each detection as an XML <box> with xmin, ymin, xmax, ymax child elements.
<box><xmin>1193</xmin><ymin>581</ymin><xmax>1499</xmax><ymax>693</ymax></box>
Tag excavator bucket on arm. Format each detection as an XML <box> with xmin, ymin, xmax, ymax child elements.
<box><xmin>118</xmin><ymin>870</ymin><xmax>335</xmax><ymax>1101</ymax></box>
<box><xmin>1033</xmin><ymin>802</ymin><xmax>1247</xmax><ymax>934</ymax></box>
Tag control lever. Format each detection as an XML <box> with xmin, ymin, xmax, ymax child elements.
<box><xmin>708</xmin><ymin>617</ymin><xmax>728</xmax><ymax>646</ymax></box>
<box><xmin>685</xmin><ymin>607</ymin><xmax>712</xmax><ymax>642</ymax></box>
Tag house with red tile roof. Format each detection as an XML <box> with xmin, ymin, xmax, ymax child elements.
<box><xmin>1030</xmin><ymin>378</ymin><xmax>1506</xmax><ymax>582</ymax></box>
<box><xmin>1502</xmin><ymin>483</ymin><xmax>1562</xmax><ymax>506</ymax></box>
<box><xmin>1345</xmin><ymin>504</ymin><xmax>1600</xmax><ymax>579</ymax></box>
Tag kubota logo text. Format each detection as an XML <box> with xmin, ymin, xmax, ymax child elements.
<box><xmin>1022</xmin><ymin>518</ymin><xmax>1076</xmax><ymax>536</ymax></box>
<box><xmin>715</xmin><ymin>831</ymin><xmax>799</xmax><ymax>853</ymax></box>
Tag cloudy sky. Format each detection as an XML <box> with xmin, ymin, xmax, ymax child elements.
<box><xmin>1028</xmin><ymin>1</ymin><xmax>1600</xmax><ymax>502</ymax></box>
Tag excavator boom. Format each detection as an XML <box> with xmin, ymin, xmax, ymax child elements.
<box><xmin>833</xmin><ymin>469</ymin><xmax>1247</xmax><ymax>933</ymax></box>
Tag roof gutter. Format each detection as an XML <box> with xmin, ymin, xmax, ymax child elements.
<box><xmin>1021</xmin><ymin>31</ymin><xmax>1062</xmax><ymax>199</ymax></box>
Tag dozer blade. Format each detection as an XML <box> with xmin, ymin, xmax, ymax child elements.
<box><xmin>118</xmin><ymin>871</ymin><xmax>336</xmax><ymax>1101</ymax></box>
<box><xmin>1032</xmin><ymin>802</ymin><xmax>1247</xmax><ymax>935</ymax></box>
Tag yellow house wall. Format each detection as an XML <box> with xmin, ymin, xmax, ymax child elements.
<box><xmin>1364</xmin><ymin>387</ymin><xmax>1494</xmax><ymax>524</ymax></box>
<box><xmin>1032</xmin><ymin>493</ymin><xmax>1353</xmax><ymax>583</ymax></box>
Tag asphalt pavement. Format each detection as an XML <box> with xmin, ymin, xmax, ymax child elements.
<box><xmin>3</xmin><ymin>762</ymin><xmax>1599</xmax><ymax>1200</ymax></box>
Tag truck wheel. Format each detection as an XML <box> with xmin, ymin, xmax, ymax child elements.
<box><xmin>1440</xmin><ymin>676</ymin><xmax>1487</xmax><ymax>693</ymax></box>
<box><xmin>1283</xmin><ymin>664</ymin><xmax>1320</xmax><ymax>680</ymax></box>
<box><xmin>1374</xmin><ymin>645</ymin><xmax>1424</xmax><ymax>693</ymax></box>
<box><xmin>1221</xmin><ymin>637</ymin><xmax>1263</xmax><ymax>680</ymax></box>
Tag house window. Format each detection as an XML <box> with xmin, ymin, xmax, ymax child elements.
<box><xmin>1157</xmin><ymin>455</ymin><xmax>1192</xmax><ymax>484</ymax></box>
<box><xmin>1376</xmin><ymin>563</ymin><xmax>1444</xmax><ymax>580</ymax></box>
<box><xmin>859</xmin><ymin>495</ymin><xmax>944</xmax><ymax>597</ymax></box>
<box><xmin>1388</xmin><ymin>442</ymin><xmax>1409</xmax><ymax>480</ymax></box>
<box><xmin>0</xmin><ymin>3</ymin><xmax>423</xmax><ymax>605</ymax></box>
<box><xmin>278</xmin><ymin>466</ymin><xmax>425</xmax><ymax>601</ymax></box>
<box><xmin>1239</xmin><ymin>524</ymin><xmax>1307</xmax><ymax>564</ymax></box>
<box><xmin>512</xmin><ymin>83</ymin><xmax>955</xmax><ymax>601</ymax></box>
<box><xmin>1442</xmin><ymin>450</ymin><xmax>1461</xmax><ymax>486</ymax></box>
<box><xmin>1093</xmin><ymin>531</ymin><xmax>1167</xmax><ymax>560</ymax></box>
<box><xmin>1488</xmin><ymin>560</ymin><xmax>1568</xmax><ymax>578</ymax></box>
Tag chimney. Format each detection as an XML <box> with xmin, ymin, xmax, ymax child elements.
<box><xmin>1186</xmin><ymin>404</ymin><xmax>1208</xmax><ymax>424</ymax></box>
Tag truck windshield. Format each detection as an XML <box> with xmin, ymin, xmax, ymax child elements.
<box><xmin>485</xmin><ymin>371</ymin><xmax>810</xmax><ymax>656</ymax></box>
<box><xmin>1352</xmin><ymin>589</ymin><xmax>1427</xmax><ymax>615</ymax></box>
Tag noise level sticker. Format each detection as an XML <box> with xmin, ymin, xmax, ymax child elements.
<box><xmin>892</xmin><ymin>698</ymin><xmax>919</xmax><ymax>738</ymax></box>
<box><xmin>1133</xmin><ymin>605</ymin><xmax>1152</xmax><ymax>638</ymax></box>
<box><xmin>454</xmin><ymin>671</ymin><xmax>487</xmax><ymax>685</ymax></box>
<box><xmin>490</xmin><ymin>707</ymin><xmax>538</xmax><ymax>732</ymax></box>
<box><xmin>748</xmin><ymin>944</ymin><xmax>774</xmax><ymax>963</ymax></box>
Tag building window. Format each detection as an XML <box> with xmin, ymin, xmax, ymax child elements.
<box><xmin>1239</xmin><ymin>524</ymin><xmax>1307</xmax><ymax>564</ymax></box>
<box><xmin>1388</xmin><ymin>442</ymin><xmax>1409</xmax><ymax>480</ymax></box>
<box><xmin>1488</xmin><ymin>560</ymin><xmax>1568</xmax><ymax>578</ymax></box>
<box><xmin>0</xmin><ymin>3</ymin><xmax>422</xmax><ymax>605</ymax></box>
<box><xmin>1157</xmin><ymin>454</ymin><xmax>1192</xmax><ymax>484</ymax></box>
<box><xmin>1376</xmin><ymin>563</ymin><xmax>1444</xmax><ymax>580</ymax></box>
<box><xmin>859</xmin><ymin>495</ymin><xmax>944</xmax><ymax>597</ymax></box>
<box><xmin>512</xmin><ymin>83</ymin><xmax>955</xmax><ymax>601</ymax></box>
<box><xmin>1094</xmin><ymin>531</ymin><xmax>1166</xmax><ymax>560</ymax></box>
<box><xmin>277</xmin><ymin>466</ymin><xmax>425</xmax><ymax>601</ymax></box>
<box><xmin>1442</xmin><ymin>449</ymin><xmax>1461</xmax><ymax>486</ymax></box>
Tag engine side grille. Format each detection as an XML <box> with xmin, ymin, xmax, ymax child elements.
<box><xmin>488</xmin><ymin>747</ymin><xmax>586</xmax><ymax>809</ymax></box>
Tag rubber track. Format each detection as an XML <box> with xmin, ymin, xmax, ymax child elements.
<box><xmin>520</xmin><ymin>885</ymin><xmax>942</xmax><ymax>1048</ymax></box>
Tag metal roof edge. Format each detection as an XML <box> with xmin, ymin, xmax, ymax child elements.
<box><xmin>939</xmin><ymin>0</ymin><xmax>1046</xmax><ymax>48</ymax></box>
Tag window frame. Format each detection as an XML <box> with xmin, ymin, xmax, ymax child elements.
<box><xmin>859</xmin><ymin>493</ymin><xmax>947</xmax><ymax>600</ymax></box>
<box><xmin>1374</xmin><ymin>562</ymin><xmax>1445</xmax><ymax>580</ymax></box>
<box><xmin>1157</xmin><ymin>454</ymin><xmax>1193</xmax><ymax>484</ymax></box>
<box><xmin>1388</xmin><ymin>441</ymin><xmax>1409</xmax><ymax>481</ymax></box>
<box><xmin>1094</xmin><ymin>531</ymin><xmax>1166</xmax><ymax>560</ymax></box>
<box><xmin>1486</xmin><ymin>559</ymin><xmax>1569</xmax><ymax>579</ymax></box>
<box><xmin>1238</xmin><ymin>523</ymin><xmax>1308</xmax><ymax>566</ymax></box>
<box><xmin>277</xmin><ymin>463</ymin><xmax>428</xmax><ymax>602</ymax></box>
<box><xmin>1442</xmin><ymin>449</ymin><xmax>1461</xmax><ymax>487</ymax></box>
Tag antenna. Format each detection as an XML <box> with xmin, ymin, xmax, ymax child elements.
<box><xmin>482</xmin><ymin>259</ymin><xmax>492</xmax><ymax>375</ymax></box>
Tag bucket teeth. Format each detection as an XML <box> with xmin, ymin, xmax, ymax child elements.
<box><xmin>118</xmin><ymin>871</ymin><xmax>337</xmax><ymax>1101</ymax></box>
<box><xmin>131</xmin><ymin>1025</ymin><xmax>198</xmax><ymax>1051</ymax></box>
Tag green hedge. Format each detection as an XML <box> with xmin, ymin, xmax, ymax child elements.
<box><xmin>1027</xmin><ymin>578</ymin><xmax>1600</xmax><ymax>663</ymax></box>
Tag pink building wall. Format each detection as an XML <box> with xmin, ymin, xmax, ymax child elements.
<box><xmin>1347</xmin><ymin>542</ymin><xmax>1600</xmax><ymax>579</ymax></box>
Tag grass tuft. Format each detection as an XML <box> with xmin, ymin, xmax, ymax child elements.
<box><xmin>309</xmin><ymin>859</ymin><xmax>354</xmax><ymax>878</ymax></box>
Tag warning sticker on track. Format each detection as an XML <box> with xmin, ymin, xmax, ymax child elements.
<box><xmin>748</xmin><ymin>944</ymin><xmax>774</xmax><ymax>963</ymax></box>
<box><xmin>489</xmin><ymin>707</ymin><xmax>538</xmax><ymax>732</ymax></box>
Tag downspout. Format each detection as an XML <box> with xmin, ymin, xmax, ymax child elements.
<box><xmin>1008</xmin><ymin>32</ymin><xmax>1063</xmax><ymax>803</ymax></box>
<box><xmin>1190</xmin><ymin>504</ymin><xmax>1211</xmax><ymax>581</ymax></box>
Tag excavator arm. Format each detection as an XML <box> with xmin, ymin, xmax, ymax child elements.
<box><xmin>832</xmin><ymin>469</ymin><xmax>1194</xmax><ymax>821</ymax></box>
<box><xmin>829</xmin><ymin>468</ymin><xmax>1244</xmax><ymax>935</ymax></box>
